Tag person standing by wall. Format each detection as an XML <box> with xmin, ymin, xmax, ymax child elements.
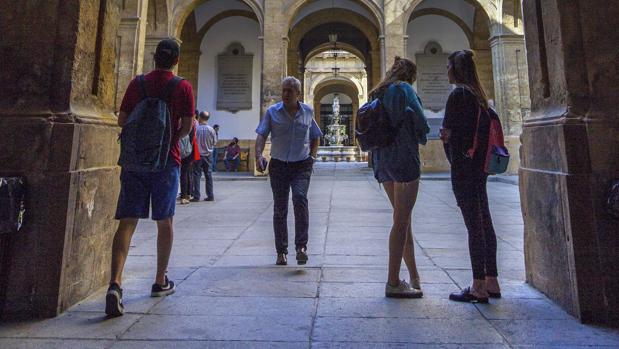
<box><xmin>441</xmin><ymin>50</ymin><xmax>500</xmax><ymax>304</ymax></box>
<box><xmin>255</xmin><ymin>76</ymin><xmax>323</xmax><ymax>266</ymax></box>
<box><xmin>179</xmin><ymin>112</ymin><xmax>199</xmax><ymax>205</ymax></box>
<box><xmin>106</xmin><ymin>39</ymin><xmax>194</xmax><ymax>317</ymax></box>
<box><xmin>211</xmin><ymin>124</ymin><xmax>220</xmax><ymax>172</ymax></box>
<box><xmin>193</xmin><ymin>111</ymin><xmax>217</xmax><ymax>201</ymax></box>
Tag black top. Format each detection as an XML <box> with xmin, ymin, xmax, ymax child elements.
<box><xmin>443</xmin><ymin>87</ymin><xmax>490</xmax><ymax>179</ymax></box>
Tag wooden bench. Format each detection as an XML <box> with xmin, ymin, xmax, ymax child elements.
<box><xmin>214</xmin><ymin>147</ymin><xmax>250</xmax><ymax>172</ymax></box>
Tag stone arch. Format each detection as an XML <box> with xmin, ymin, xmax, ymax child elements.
<box><xmin>402</xmin><ymin>0</ymin><xmax>499</xmax><ymax>35</ymax></box>
<box><xmin>195</xmin><ymin>10</ymin><xmax>258</xmax><ymax>42</ymax></box>
<box><xmin>288</xmin><ymin>7</ymin><xmax>381</xmax><ymax>93</ymax></box>
<box><xmin>309</xmin><ymin>75</ymin><xmax>365</xmax><ymax>103</ymax></box>
<box><xmin>176</xmin><ymin>4</ymin><xmax>261</xmax><ymax>102</ymax></box>
<box><xmin>304</xmin><ymin>44</ymin><xmax>366</xmax><ymax>67</ymax></box>
<box><xmin>285</xmin><ymin>0</ymin><xmax>384</xmax><ymax>35</ymax></box>
<box><xmin>171</xmin><ymin>0</ymin><xmax>263</xmax><ymax>38</ymax></box>
<box><xmin>289</xmin><ymin>8</ymin><xmax>380</xmax><ymax>52</ymax></box>
<box><xmin>409</xmin><ymin>8</ymin><xmax>474</xmax><ymax>47</ymax></box>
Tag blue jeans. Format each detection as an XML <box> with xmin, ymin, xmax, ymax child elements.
<box><xmin>192</xmin><ymin>156</ymin><xmax>213</xmax><ymax>200</ymax></box>
<box><xmin>224</xmin><ymin>157</ymin><xmax>240</xmax><ymax>172</ymax></box>
<box><xmin>115</xmin><ymin>163</ymin><xmax>180</xmax><ymax>221</ymax></box>
<box><xmin>269</xmin><ymin>158</ymin><xmax>313</xmax><ymax>254</ymax></box>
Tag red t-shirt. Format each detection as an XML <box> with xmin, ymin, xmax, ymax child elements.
<box><xmin>120</xmin><ymin>70</ymin><xmax>195</xmax><ymax>166</ymax></box>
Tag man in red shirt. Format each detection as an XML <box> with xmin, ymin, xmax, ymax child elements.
<box><xmin>106</xmin><ymin>39</ymin><xmax>195</xmax><ymax>317</ymax></box>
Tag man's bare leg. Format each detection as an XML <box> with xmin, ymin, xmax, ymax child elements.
<box><xmin>110</xmin><ymin>218</ymin><xmax>139</xmax><ymax>286</ymax></box>
<box><xmin>155</xmin><ymin>217</ymin><xmax>174</xmax><ymax>285</ymax></box>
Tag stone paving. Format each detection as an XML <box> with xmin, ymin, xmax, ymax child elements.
<box><xmin>1</xmin><ymin>163</ymin><xmax>618</xmax><ymax>348</ymax></box>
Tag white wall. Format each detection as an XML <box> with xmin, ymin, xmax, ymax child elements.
<box><xmin>197</xmin><ymin>16</ymin><xmax>262</xmax><ymax>140</ymax></box>
<box><xmin>407</xmin><ymin>15</ymin><xmax>471</xmax><ymax>57</ymax></box>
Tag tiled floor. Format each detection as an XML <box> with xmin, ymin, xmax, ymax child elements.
<box><xmin>1</xmin><ymin>163</ymin><xmax>618</xmax><ymax>348</ymax></box>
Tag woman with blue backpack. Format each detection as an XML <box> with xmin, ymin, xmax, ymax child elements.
<box><xmin>441</xmin><ymin>50</ymin><xmax>502</xmax><ymax>303</ymax></box>
<box><xmin>366</xmin><ymin>56</ymin><xmax>430</xmax><ymax>298</ymax></box>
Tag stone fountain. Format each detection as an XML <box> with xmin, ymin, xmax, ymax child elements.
<box><xmin>324</xmin><ymin>95</ymin><xmax>347</xmax><ymax>146</ymax></box>
<box><xmin>317</xmin><ymin>95</ymin><xmax>365</xmax><ymax>162</ymax></box>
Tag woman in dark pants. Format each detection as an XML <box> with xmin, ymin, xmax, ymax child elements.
<box><xmin>441</xmin><ymin>50</ymin><xmax>500</xmax><ymax>303</ymax></box>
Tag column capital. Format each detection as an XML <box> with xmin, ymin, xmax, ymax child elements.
<box><xmin>489</xmin><ymin>34</ymin><xmax>525</xmax><ymax>47</ymax></box>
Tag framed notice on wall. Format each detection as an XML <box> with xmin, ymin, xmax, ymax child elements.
<box><xmin>217</xmin><ymin>43</ymin><xmax>253</xmax><ymax>113</ymax></box>
<box><xmin>416</xmin><ymin>42</ymin><xmax>452</xmax><ymax>112</ymax></box>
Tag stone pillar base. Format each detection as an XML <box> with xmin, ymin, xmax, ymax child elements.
<box><xmin>0</xmin><ymin>117</ymin><xmax>120</xmax><ymax>319</ymax></box>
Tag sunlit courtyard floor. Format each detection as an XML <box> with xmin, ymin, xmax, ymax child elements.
<box><xmin>1</xmin><ymin>163</ymin><xmax>618</xmax><ymax>348</ymax></box>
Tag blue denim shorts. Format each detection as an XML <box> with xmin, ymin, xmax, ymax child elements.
<box><xmin>115</xmin><ymin>164</ymin><xmax>180</xmax><ymax>221</ymax></box>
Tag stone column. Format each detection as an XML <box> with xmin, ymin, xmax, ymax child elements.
<box><xmin>177</xmin><ymin>48</ymin><xmax>201</xmax><ymax>102</ymax></box>
<box><xmin>521</xmin><ymin>0</ymin><xmax>619</xmax><ymax>326</ymax></box>
<box><xmin>0</xmin><ymin>0</ymin><xmax>123</xmax><ymax>319</ymax></box>
<box><xmin>260</xmin><ymin>1</ymin><xmax>288</xmax><ymax>116</ymax></box>
<box><xmin>115</xmin><ymin>0</ymin><xmax>149</xmax><ymax>110</ymax></box>
<box><xmin>379</xmin><ymin>36</ymin><xmax>387</xmax><ymax>77</ymax></box>
<box><xmin>143</xmin><ymin>36</ymin><xmax>164</xmax><ymax>73</ymax></box>
<box><xmin>490</xmin><ymin>34</ymin><xmax>530</xmax><ymax>173</ymax></box>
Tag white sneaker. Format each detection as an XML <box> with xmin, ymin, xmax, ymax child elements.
<box><xmin>411</xmin><ymin>278</ymin><xmax>422</xmax><ymax>290</ymax></box>
<box><xmin>385</xmin><ymin>280</ymin><xmax>423</xmax><ymax>298</ymax></box>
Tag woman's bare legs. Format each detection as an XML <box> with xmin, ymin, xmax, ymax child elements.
<box><xmin>383</xmin><ymin>180</ymin><xmax>420</xmax><ymax>287</ymax></box>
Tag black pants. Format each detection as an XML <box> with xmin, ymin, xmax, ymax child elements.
<box><xmin>269</xmin><ymin>158</ymin><xmax>313</xmax><ymax>255</ymax></box>
<box><xmin>452</xmin><ymin>176</ymin><xmax>498</xmax><ymax>280</ymax></box>
<box><xmin>192</xmin><ymin>156</ymin><xmax>214</xmax><ymax>200</ymax></box>
<box><xmin>180</xmin><ymin>157</ymin><xmax>194</xmax><ymax>198</ymax></box>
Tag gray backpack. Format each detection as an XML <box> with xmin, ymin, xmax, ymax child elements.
<box><xmin>118</xmin><ymin>75</ymin><xmax>183</xmax><ymax>172</ymax></box>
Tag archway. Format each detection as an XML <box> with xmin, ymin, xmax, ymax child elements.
<box><xmin>171</xmin><ymin>0</ymin><xmax>264</xmax><ymax>38</ymax></box>
<box><xmin>174</xmin><ymin>0</ymin><xmax>263</xmax><ymax>172</ymax></box>
<box><xmin>287</xmin><ymin>3</ymin><xmax>382</xmax><ymax>92</ymax></box>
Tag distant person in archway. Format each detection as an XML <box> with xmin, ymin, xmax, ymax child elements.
<box><xmin>193</xmin><ymin>111</ymin><xmax>216</xmax><ymax>201</ymax></box>
<box><xmin>211</xmin><ymin>124</ymin><xmax>220</xmax><ymax>171</ymax></box>
<box><xmin>255</xmin><ymin>76</ymin><xmax>323</xmax><ymax>266</ymax></box>
<box><xmin>441</xmin><ymin>50</ymin><xmax>500</xmax><ymax>304</ymax></box>
<box><xmin>107</xmin><ymin>39</ymin><xmax>194</xmax><ymax>317</ymax></box>
<box><xmin>370</xmin><ymin>57</ymin><xmax>430</xmax><ymax>298</ymax></box>
<box><xmin>224</xmin><ymin>137</ymin><xmax>241</xmax><ymax>172</ymax></box>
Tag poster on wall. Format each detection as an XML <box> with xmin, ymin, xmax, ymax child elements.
<box><xmin>415</xmin><ymin>42</ymin><xmax>452</xmax><ymax>112</ymax></box>
<box><xmin>217</xmin><ymin>43</ymin><xmax>253</xmax><ymax>113</ymax></box>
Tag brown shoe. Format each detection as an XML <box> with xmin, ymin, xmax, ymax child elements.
<box><xmin>276</xmin><ymin>253</ymin><xmax>287</xmax><ymax>266</ymax></box>
<box><xmin>296</xmin><ymin>247</ymin><xmax>308</xmax><ymax>265</ymax></box>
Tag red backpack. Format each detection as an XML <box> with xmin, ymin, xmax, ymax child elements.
<box><xmin>467</xmin><ymin>106</ymin><xmax>510</xmax><ymax>175</ymax></box>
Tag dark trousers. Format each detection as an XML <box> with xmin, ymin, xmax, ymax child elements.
<box><xmin>192</xmin><ymin>156</ymin><xmax>213</xmax><ymax>200</ymax></box>
<box><xmin>211</xmin><ymin>148</ymin><xmax>218</xmax><ymax>172</ymax></box>
<box><xmin>225</xmin><ymin>157</ymin><xmax>240</xmax><ymax>172</ymax></box>
<box><xmin>180</xmin><ymin>157</ymin><xmax>194</xmax><ymax>198</ymax></box>
<box><xmin>452</xmin><ymin>176</ymin><xmax>498</xmax><ymax>280</ymax></box>
<box><xmin>269</xmin><ymin>158</ymin><xmax>313</xmax><ymax>254</ymax></box>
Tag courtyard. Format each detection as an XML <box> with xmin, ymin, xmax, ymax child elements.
<box><xmin>1</xmin><ymin>163</ymin><xmax>617</xmax><ymax>348</ymax></box>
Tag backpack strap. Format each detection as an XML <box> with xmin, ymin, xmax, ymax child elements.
<box><xmin>466</xmin><ymin>105</ymin><xmax>482</xmax><ymax>158</ymax></box>
<box><xmin>137</xmin><ymin>75</ymin><xmax>148</xmax><ymax>99</ymax></box>
<box><xmin>162</xmin><ymin>76</ymin><xmax>184</xmax><ymax>101</ymax></box>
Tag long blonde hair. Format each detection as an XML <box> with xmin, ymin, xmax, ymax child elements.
<box><xmin>370</xmin><ymin>56</ymin><xmax>417</xmax><ymax>98</ymax></box>
<box><xmin>448</xmin><ymin>50</ymin><xmax>489</xmax><ymax>109</ymax></box>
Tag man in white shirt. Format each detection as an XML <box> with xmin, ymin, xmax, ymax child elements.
<box><xmin>192</xmin><ymin>111</ymin><xmax>217</xmax><ymax>201</ymax></box>
<box><xmin>255</xmin><ymin>77</ymin><xmax>323</xmax><ymax>266</ymax></box>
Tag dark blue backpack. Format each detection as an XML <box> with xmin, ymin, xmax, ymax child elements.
<box><xmin>118</xmin><ymin>75</ymin><xmax>183</xmax><ymax>172</ymax></box>
<box><xmin>355</xmin><ymin>98</ymin><xmax>399</xmax><ymax>151</ymax></box>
